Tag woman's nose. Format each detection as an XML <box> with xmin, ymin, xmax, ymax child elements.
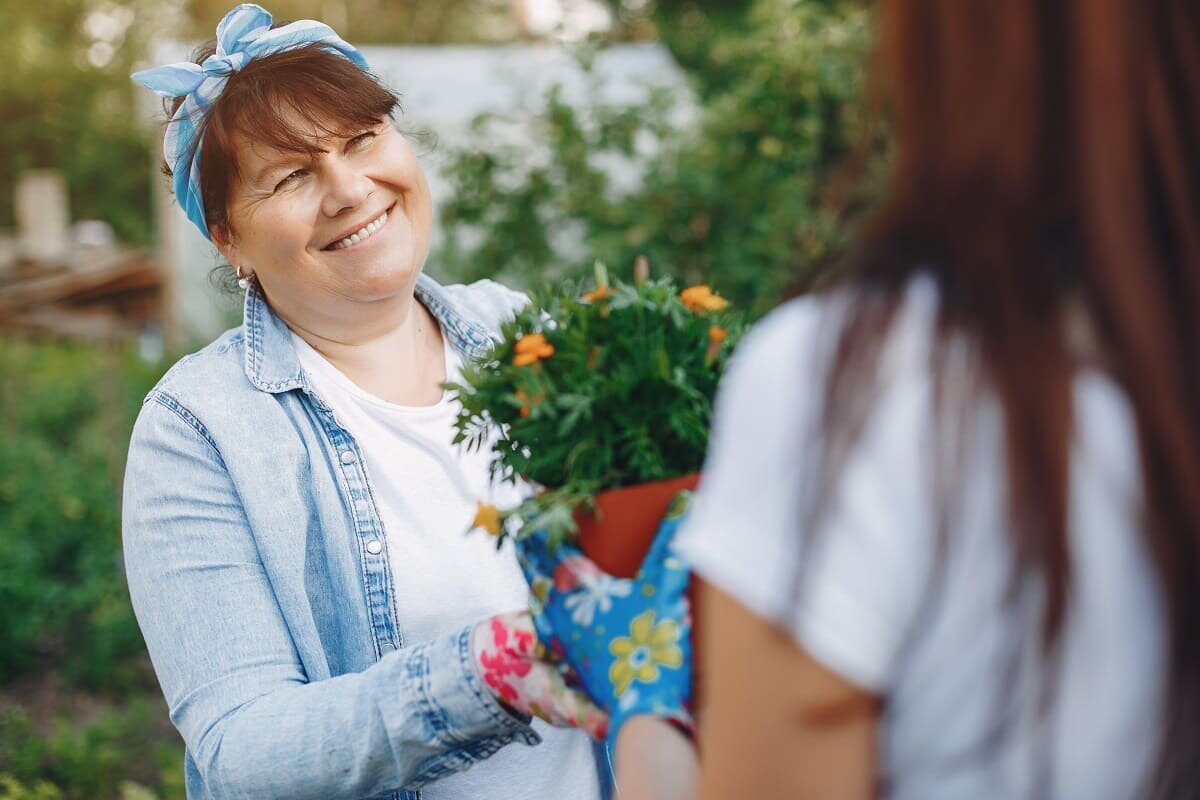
<box><xmin>320</xmin><ymin>156</ymin><xmax>373</xmax><ymax>218</ymax></box>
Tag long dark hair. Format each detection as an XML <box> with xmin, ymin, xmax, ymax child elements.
<box><xmin>816</xmin><ymin>1</ymin><xmax>1199</xmax><ymax>796</ymax></box>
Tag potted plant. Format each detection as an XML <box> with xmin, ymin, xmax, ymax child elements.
<box><xmin>447</xmin><ymin>260</ymin><xmax>744</xmax><ymax>576</ymax></box>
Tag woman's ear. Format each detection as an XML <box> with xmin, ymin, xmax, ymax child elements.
<box><xmin>210</xmin><ymin>224</ymin><xmax>238</xmax><ymax>264</ymax></box>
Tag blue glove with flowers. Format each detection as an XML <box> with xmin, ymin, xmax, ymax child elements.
<box><xmin>514</xmin><ymin>492</ymin><xmax>694</xmax><ymax>746</ymax></box>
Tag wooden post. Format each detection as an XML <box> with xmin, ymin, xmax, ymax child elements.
<box><xmin>15</xmin><ymin>170</ymin><xmax>70</xmax><ymax>266</ymax></box>
<box><xmin>511</xmin><ymin>0</ymin><xmax>532</xmax><ymax>38</ymax></box>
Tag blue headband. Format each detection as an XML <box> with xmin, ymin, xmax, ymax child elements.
<box><xmin>132</xmin><ymin>3</ymin><xmax>370</xmax><ymax>241</ymax></box>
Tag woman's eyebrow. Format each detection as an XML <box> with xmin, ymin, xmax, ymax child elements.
<box><xmin>248</xmin><ymin>151</ymin><xmax>317</xmax><ymax>186</ymax></box>
<box><xmin>246</xmin><ymin>132</ymin><xmax>352</xmax><ymax>186</ymax></box>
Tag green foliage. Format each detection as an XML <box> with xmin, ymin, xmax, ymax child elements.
<box><xmin>0</xmin><ymin>703</ymin><xmax>184</xmax><ymax>800</ymax></box>
<box><xmin>0</xmin><ymin>338</ymin><xmax>166</xmax><ymax>692</ymax></box>
<box><xmin>446</xmin><ymin>267</ymin><xmax>745</xmax><ymax>546</ymax></box>
<box><xmin>0</xmin><ymin>338</ymin><xmax>181</xmax><ymax>798</ymax></box>
<box><xmin>184</xmin><ymin>0</ymin><xmax>520</xmax><ymax>45</ymax></box>
<box><xmin>0</xmin><ymin>775</ymin><xmax>62</xmax><ymax>800</ymax></box>
<box><xmin>0</xmin><ymin>1</ymin><xmax>156</xmax><ymax>243</ymax></box>
<box><xmin>436</xmin><ymin>0</ymin><xmax>877</xmax><ymax>316</ymax></box>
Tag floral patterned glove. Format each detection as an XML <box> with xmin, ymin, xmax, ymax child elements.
<box><xmin>470</xmin><ymin>609</ymin><xmax>610</xmax><ymax>739</ymax></box>
<box><xmin>515</xmin><ymin>492</ymin><xmax>693</xmax><ymax>746</ymax></box>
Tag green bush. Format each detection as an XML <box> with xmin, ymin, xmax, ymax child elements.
<box><xmin>0</xmin><ymin>774</ymin><xmax>62</xmax><ymax>800</ymax></box>
<box><xmin>435</xmin><ymin>0</ymin><xmax>877</xmax><ymax>315</ymax></box>
<box><xmin>0</xmin><ymin>337</ymin><xmax>181</xmax><ymax>798</ymax></box>
<box><xmin>0</xmin><ymin>338</ymin><xmax>166</xmax><ymax>692</ymax></box>
<box><xmin>0</xmin><ymin>702</ymin><xmax>184</xmax><ymax>800</ymax></box>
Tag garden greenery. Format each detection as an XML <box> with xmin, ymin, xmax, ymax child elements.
<box><xmin>435</xmin><ymin>0</ymin><xmax>876</xmax><ymax>315</ymax></box>
<box><xmin>0</xmin><ymin>340</ymin><xmax>163</xmax><ymax>691</ymax></box>
<box><xmin>0</xmin><ymin>702</ymin><xmax>185</xmax><ymax>800</ymax></box>
<box><xmin>0</xmin><ymin>339</ymin><xmax>179</xmax><ymax>798</ymax></box>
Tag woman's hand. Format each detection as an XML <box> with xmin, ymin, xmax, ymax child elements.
<box><xmin>470</xmin><ymin>610</ymin><xmax>610</xmax><ymax>739</ymax></box>
<box><xmin>515</xmin><ymin>492</ymin><xmax>694</xmax><ymax>745</ymax></box>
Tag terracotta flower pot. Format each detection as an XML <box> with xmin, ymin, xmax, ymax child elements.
<box><xmin>573</xmin><ymin>472</ymin><xmax>701</xmax><ymax>578</ymax></box>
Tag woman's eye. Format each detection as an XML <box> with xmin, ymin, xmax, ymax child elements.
<box><xmin>274</xmin><ymin>170</ymin><xmax>306</xmax><ymax>191</ymax></box>
<box><xmin>348</xmin><ymin>131</ymin><xmax>377</xmax><ymax>149</ymax></box>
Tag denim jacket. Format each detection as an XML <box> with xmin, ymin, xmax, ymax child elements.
<box><xmin>122</xmin><ymin>274</ymin><xmax>611</xmax><ymax>800</ymax></box>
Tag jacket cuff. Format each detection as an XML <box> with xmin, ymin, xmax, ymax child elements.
<box><xmin>414</xmin><ymin>625</ymin><xmax>542</xmax><ymax>755</ymax></box>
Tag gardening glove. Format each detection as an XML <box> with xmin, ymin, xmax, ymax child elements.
<box><xmin>514</xmin><ymin>491</ymin><xmax>693</xmax><ymax>747</ymax></box>
<box><xmin>470</xmin><ymin>609</ymin><xmax>610</xmax><ymax>739</ymax></box>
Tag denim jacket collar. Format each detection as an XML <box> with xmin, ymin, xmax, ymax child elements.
<box><xmin>241</xmin><ymin>272</ymin><xmax>497</xmax><ymax>395</ymax></box>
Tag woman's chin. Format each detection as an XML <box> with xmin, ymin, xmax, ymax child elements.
<box><xmin>347</xmin><ymin>226</ymin><xmax>430</xmax><ymax>301</ymax></box>
<box><xmin>347</xmin><ymin>260</ymin><xmax>424</xmax><ymax>302</ymax></box>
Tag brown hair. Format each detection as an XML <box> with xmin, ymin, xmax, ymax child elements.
<box><xmin>162</xmin><ymin>39</ymin><xmax>399</xmax><ymax>240</ymax></box>
<box><xmin>815</xmin><ymin>0</ymin><xmax>1199</xmax><ymax>796</ymax></box>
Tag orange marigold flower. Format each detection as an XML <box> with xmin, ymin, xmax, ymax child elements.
<box><xmin>513</xmin><ymin>351</ymin><xmax>540</xmax><ymax>367</ymax></box>
<box><xmin>680</xmin><ymin>285</ymin><xmax>728</xmax><ymax>313</ymax></box>
<box><xmin>515</xmin><ymin>332</ymin><xmax>550</xmax><ymax>353</ymax></box>
<box><xmin>582</xmin><ymin>285</ymin><xmax>611</xmax><ymax>302</ymax></box>
<box><xmin>472</xmin><ymin>501</ymin><xmax>502</xmax><ymax>536</ymax></box>
<box><xmin>513</xmin><ymin>333</ymin><xmax>555</xmax><ymax>366</ymax></box>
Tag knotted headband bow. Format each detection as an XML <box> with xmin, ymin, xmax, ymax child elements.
<box><xmin>132</xmin><ymin>3</ymin><xmax>370</xmax><ymax>240</ymax></box>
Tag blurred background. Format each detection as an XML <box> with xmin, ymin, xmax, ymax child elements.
<box><xmin>0</xmin><ymin>0</ymin><xmax>874</xmax><ymax>795</ymax></box>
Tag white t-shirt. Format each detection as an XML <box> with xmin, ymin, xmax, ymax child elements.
<box><xmin>676</xmin><ymin>278</ymin><xmax>1166</xmax><ymax>799</ymax></box>
<box><xmin>293</xmin><ymin>329</ymin><xmax>601</xmax><ymax>800</ymax></box>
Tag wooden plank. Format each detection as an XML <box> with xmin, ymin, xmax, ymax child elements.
<box><xmin>0</xmin><ymin>305</ymin><xmax>137</xmax><ymax>341</ymax></box>
<box><xmin>0</xmin><ymin>250</ymin><xmax>160</xmax><ymax>310</ymax></box>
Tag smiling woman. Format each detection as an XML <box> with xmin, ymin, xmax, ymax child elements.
<box><xmin>123</xmin><ymin>4</ymin><xmax>610</xmax><ymax>799</ymax></box>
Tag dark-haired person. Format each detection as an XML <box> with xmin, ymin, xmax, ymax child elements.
<box><xmin>122</xmin><ymin>5</ymin><xmax>609</xmax><ymax>798</ymax></box>
<box><xmin>518</xmin><ymin>0</ymin><xmax>1200</xmax><ymax>798</ymax></box>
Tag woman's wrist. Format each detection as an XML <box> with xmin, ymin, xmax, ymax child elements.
<box><xmin>614</xmin><ymin>715</ymin><xmax>699</xmax><ymax>800</ymax></box>
<box><xmin>617</xmin><ymin>714</ymin><xmax>697</xmax><ymax>750</ymax></box>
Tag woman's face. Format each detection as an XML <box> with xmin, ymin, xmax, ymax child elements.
<box><xmin>215</xmin><ymin>115</ymin><xmax>433</xmax><ymax>321</ymax></box>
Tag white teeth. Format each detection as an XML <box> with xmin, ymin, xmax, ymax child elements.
<box><xmin>329</xmin><ymin>210</ymin><xmax>388</xmax><ymax>250</ymax></box>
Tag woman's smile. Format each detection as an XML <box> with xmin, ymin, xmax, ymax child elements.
<box><xmin>322</xmin><ymin>202</ymin><xmax>396</xmax><ymax>252</ymax></box>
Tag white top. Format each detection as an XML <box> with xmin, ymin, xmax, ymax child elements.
<box><xmin>676</xmin><ymin>278</ymin><xmax>1166</xmax><ymax>799</ymax></box>
<box><xmin>293</xmin><ymin>328</ymin><xmax>600</xmax><ymax>800</ymax></box>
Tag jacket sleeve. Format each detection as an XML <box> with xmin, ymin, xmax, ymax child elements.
<box><xmin>122</xmin><ymin>391</ymin><xmax>539</xmax><ymax>800</ymax></box>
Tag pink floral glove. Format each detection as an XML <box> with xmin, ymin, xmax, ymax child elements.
<box><xmin>470</xmin><ymin>610</ymin><xmax>610</xmax><ymax>740</ymax></box>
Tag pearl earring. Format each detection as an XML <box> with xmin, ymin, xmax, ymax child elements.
<box><xmin>235</xmin><ymin>265</ymin><xmax>250</xmax><ymax>290</ymax></box>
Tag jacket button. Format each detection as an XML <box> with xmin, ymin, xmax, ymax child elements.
<box><xmin>380</xmin><ymin>642</ymin><xmax>397</xmax><ymax>653</ymax></box>
<box><xmin>366</xmin><ymin>540</ymin><xmax>383</xmax><ymax>555</ymax></box>
<box><xmin>340</xmin><ymin>450</ymin><xmax>357</xmax><ymax>465</ymax></box>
